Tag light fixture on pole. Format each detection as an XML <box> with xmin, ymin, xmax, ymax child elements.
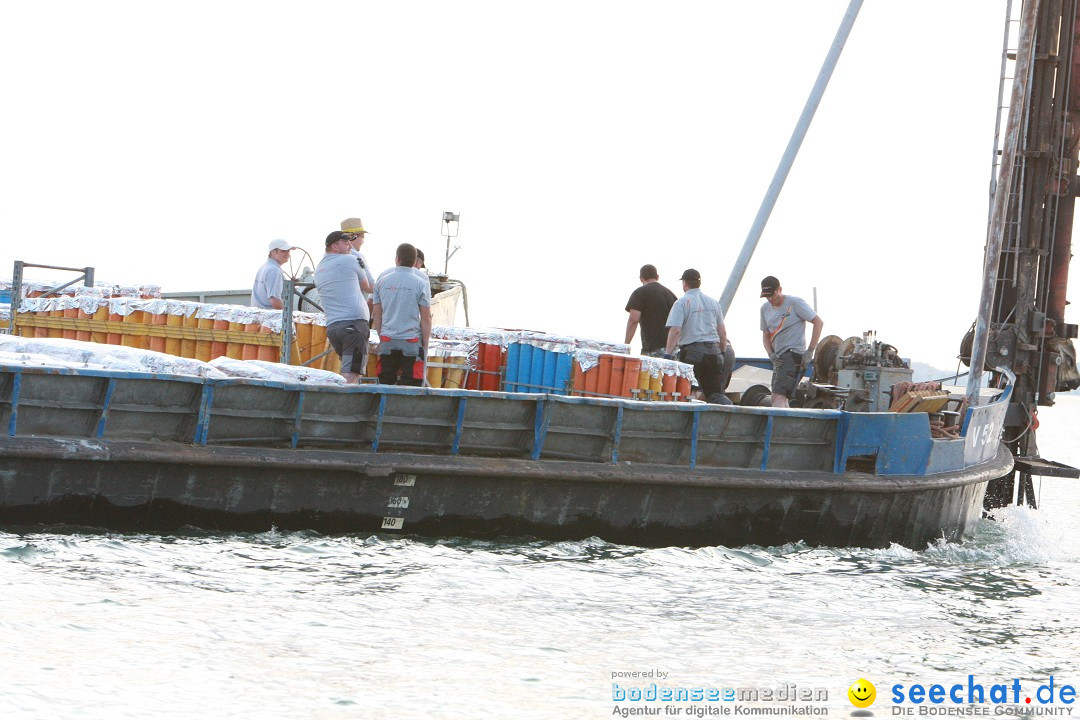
<box><xmin>441</xmin><ymin>211</ymin><xmax>461</xmax><ymax>275</ymax></box>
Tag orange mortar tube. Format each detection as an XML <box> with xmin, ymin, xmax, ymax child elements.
<box><xmin>257</xmin><ymin>326</ymin><xmax>277</xmax><ymax>362</ymax></box>
<box><xmin>211</xmin><ymin>319</ymin><xmax>229</xmax><ymax>359</ymax></box>
<box><xmin>597</xmin><ymin>355</ymin><xmax>613</xmax><ymax>398</ymax></box>
<box><xmin>426</xmin><ymin>353</ymin><xmax>445</xmax><ymax>388</ymax></box>
<box><xmin>90</xmin><ymin>306</ymin><xmax>108</xmax><ymax>344</ymax></box>
<box><xmin>107</xmin><ymin>309</ymin><xmax>122</xmax><ymax>344</ymax></box>
<box><xmin>622</xmin><ymin>358</ymin><xmax>642</xmax><ymax>398</ymax></box>
<box><xmin>310</xmin><ymin>325</ymin><xmax>328</xmax><ymax>370</ymax></box>
<box><xmin>661</xmin><ymin>372</ymin><xmax>677</xmax><ymax>399</ymax></box>
<box><xmin>226</xmin><ymin>322</ymin><xmax>244</xmax><ymax>359</ymax></box>
<box><xmin>649</xmin><ymin>371</ymin><xmax>662</xmax><ymax>397</ymax></box>
<box><xmin>195</xmin><ymin>317</ymin><xmax>213</xmax><ymax>361</ymax></box>
<box><xmin>610</xmin><ymin>355</ymin><xmax>625</xmax><ymax>398</ymax></box>
<box><xmin>74</xmin><ymin>308</ymin><xmax>91</xmax><ymax>342</ymax></box>
<box><xmin>149</xmin><ymin>312</ymin><xmax>168</xmax><ymax>353</ymax></box>
<box><xmin>295</xmin><ymin>322</ymin><xmax>313</xmax><ymax>365</ymax></box>
<box><xmin>121</xmin><ymin>311</ymin><xmax>146</xmax><ymax>348</ymax></box>
<box><xmin>572</xmin><ymin>361</ymin><xmax>585</xmax><ymax>395</ymax></box>
<box><xmin>179</xmin><ymin>314</ymin><xmax>196</xmax><ymax>358</ymax></box>
<box><xmin>482</xmin><ymin>343</ymin><xmax>502</xmax><ymax>391</ymax></box>
<box><xmin>444</xmin><ymin>356</ymin><xmax>465</xmax><ymax>389</ymax></box>
<box><xmin>638</xmin><ymin>367</ymin><xmax>651</xmax><ymax>397</ymax></box>
<box><xmin>49</xmin><ymin>306</ymin><xmax>65</xmax><ymax>339</ymax></box>
<box><xmin>676</xmin><ymin>376</ymin><xmax>691</xmax><ymax>401</ymax></box>
<box><xmin>584</xmin><ymin>364</ymin><xmax>599</xmax><ymax>396</ymax></box>
<box><xmin>241</xmin><ymin>323</ymin><xmax>260</xmax><ymax>360</ymax></box>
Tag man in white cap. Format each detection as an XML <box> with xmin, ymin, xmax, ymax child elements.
<box><xmin>340</xmin><ymin>217</ymin><xmax>375</xmax><ymax>301</ymax></box>
<box><xmin>252</xmin><ymin>239</ymin><xmax>294</xmax><ymax>310</ymax></box>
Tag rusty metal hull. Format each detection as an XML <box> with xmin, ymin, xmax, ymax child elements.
<box><xmin>0</xmin><ymin>436</ymin><xmax>1009</xmax><ymax>548</ymax></box>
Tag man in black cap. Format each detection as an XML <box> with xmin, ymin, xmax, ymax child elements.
<box><xmin>624</xmin><ymin>264</ymin><xmax>677</xmax><ymax>357</ymax></box>
<box><xmin>663</xmin><ymin>268</ymin><xmax>731</xmax><ymax>404</ymax></box>
<box><xmin>759</xmin><ymin>275</ymin><xmax>824</xmax><ymax>408</ymax></box>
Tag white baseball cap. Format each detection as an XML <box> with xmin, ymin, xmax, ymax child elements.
<box><xmin>268</xmin><ymin>239</ymin><xmax>294</xmax><ymax>252</ymax></box>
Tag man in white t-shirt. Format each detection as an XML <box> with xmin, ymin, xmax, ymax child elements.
<box><xmin>252</xmin><ymin>238</ymin><xmax>294</xmax><ymax>310</ymax></box>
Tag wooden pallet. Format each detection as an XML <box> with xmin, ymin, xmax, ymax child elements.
<box><xmin>889</xmin><ymin>390</ymin><xmax>951</xmax><ymax>413</ymax></box>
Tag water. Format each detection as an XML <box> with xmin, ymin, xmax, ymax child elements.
<box><xmin>3</xmin><ymin>400</ymin><xmax>1080</xmax><ymax>719</ymax></box>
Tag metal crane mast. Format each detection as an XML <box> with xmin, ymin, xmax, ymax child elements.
<box><xmin>970</xmin><ymin>0</ymin><xmax>1080</xmax><ymax>507</ymax></box>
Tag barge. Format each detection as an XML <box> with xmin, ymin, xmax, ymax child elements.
<box><xmin>0</xmin><ymin>359</ymin><xmax>1012</xmax><ymax>548</ymax></box>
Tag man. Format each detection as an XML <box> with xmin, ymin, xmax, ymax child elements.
<box><xmin>378</xmin><ymin>246</ymin><xmax>428</xmax><ymax>282</ymax></box>
<box><xmin>252</xmin><ymin>239</ymin><xmax>294</xmax><ymax>310</ymax></box>
<box><xmin>625</xmin><ymin>264</ymin><xmax>677</xmax><ymax>357</ymax></box>
<box><xmin>315</xmin><ymin>231</ymin><xmax>373</xmax><ymax>383</ymax></box>
<box><xmin>759</xmin><ymin>275</ymin><xmax>824</xmax><ymax>409</ymax></box>
<box><xmin>340</xmin><ymin>217</ymin><xmax>376</xmax><ymax>300</ymax></box>
<box><xmin>664</xmin><ymin>268</ymin><xmax>731</xmax><ymax>404</ymax></box>
<box><xmin>372</xmin><ymin>243</ymin><xmax>431</xmax><ymax>386</ymax></box>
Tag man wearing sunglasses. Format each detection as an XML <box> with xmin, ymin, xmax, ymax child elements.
<box><xmin>315</xmin><ymin>231</ymin><xmax>374</xmax><ymax>383</ymax></box>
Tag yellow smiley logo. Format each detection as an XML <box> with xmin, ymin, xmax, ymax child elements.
<box><xmin>848</xmin><ymin>678</ymin><xmax>876</xmax><ymax>708</ymax></box>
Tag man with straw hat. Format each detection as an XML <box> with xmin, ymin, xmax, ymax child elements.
<box><xmin>340</xmin><ymin>217</ymin><xmax>375</xmax><ymax>301</ymax></box>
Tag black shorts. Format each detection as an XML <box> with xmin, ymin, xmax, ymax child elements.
<box><xmin>327</xmin><ymin>319</ymin><xmax>369</xmax><ymax>375</ymax></box>
<box><xmin>771</xmin><ymin>350</ymin><xmax>802</xmax><ymax>397</ymax></box>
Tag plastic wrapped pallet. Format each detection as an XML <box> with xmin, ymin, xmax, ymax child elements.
<box><xmin>208</xmin><ymin>356</ymin><xmax>347</xmax><ymax>386</ymax></box>
<box><xmin>0</xmin><ymin>335</ymin><xmax>227</xmax><ymax>378</ymax></box>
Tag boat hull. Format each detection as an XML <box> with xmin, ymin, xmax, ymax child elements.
<box><xmin>0</xmin><ymin>436</ymin><xmax>1008</xmax><ymax>548</ymax></box>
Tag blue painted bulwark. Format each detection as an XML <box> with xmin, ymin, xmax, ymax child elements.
<box><xmin>610</xmin><ymin>404</ymin><xmax>624</xmax><ymax>464</ymax></box>
<box><xmin>452</xmin><ymin>397</ymin><xmax>467</xmax><ymax>455</ymax></box>
<box><xmin>195</xmin><ymin>384</ymin><xmax>214</xmax><ymax>446</ymax></box>
<box><xmin>291</xmin><ymin>390</ymin><xmax>305</xmax><ymax>449</ymax></box>
<box><xmin>0</xmin><ymin>362</ymin><xmax>1011</xmax><ymax>478</ymax></box>
<box><xmin>372</xmin><ymin>394</ymin><xmax>387</xmax><ymax>452</ymax></box>
<box><xmin>840</xmin><ymin>413</ymin><xmax>933</xmax><ymax>475</ymax></box>
<box><xmin>761</xmin><ymin>416</ymin><xmax>774</xmax><ymax>471</ymax></box>
<box><xmin>7</xmin><ymin>370</ymin><xmax>21</xmax><ymax>438</ymax></box>
<box><xmin>690</xmin><ymin>409</ymin><xmax>700</xmax><ymax>469</ymax></box>
<box><xmin>95</xmin><ymin>378</ymin><xmax>116</xmax><ymax>438</ymax></box>
<box><xmin>531</xmin><ymin>397</ymin><xmax>548</xmax><ymax>461</ymax></box>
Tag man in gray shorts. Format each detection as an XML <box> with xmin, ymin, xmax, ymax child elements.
<box><xmin>315</xmin><ymin>231</ymin><xmax>374</xmax><ymax>383</ymax></box>
<box><xmin>759</xmin><ymin>275</ymin><xmax>824</xmax><ymax>408</ymax></box>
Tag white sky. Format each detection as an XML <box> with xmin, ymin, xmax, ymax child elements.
<box><xmin>2</xmin><ymin>1</ymin><xmax>1067</xmax><ymax>372</ymax></box>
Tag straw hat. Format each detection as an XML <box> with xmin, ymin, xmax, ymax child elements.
<box><xmin>340</xmin><ymin>217</ymin><xmax>369</xmax><ymax>233</ymax></box>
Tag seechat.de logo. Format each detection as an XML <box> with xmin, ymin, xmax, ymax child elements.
<box><xmin>848</xmin><ymin>678</ymin><xmax>876</xmax><ymax>708</ymax></box>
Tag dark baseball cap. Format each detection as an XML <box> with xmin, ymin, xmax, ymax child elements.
<box><xmin>679</xmin><ymin>268</ymin><xmax>701</xmax><ymax>283</ymax></box>
<box><xmin>760</xmin><ymin>276</ymin><xmax>780</xmax><ymax>297</ymax></box>
<box><xmin>325</xmin><ymin>230</ymin><xmax>354</xmax><ymax>247</ymax></box>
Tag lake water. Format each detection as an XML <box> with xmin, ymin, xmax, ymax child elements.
<box><xmin>2</xmin><ymin>399</ymin><xmax>1079</xmax><ymax>719</ymax></box>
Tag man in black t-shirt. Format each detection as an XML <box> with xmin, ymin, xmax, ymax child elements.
<box><xmin>624</xmin><ymin>264</ymin><xmax>678</xmax><ymax>356</ymax></box>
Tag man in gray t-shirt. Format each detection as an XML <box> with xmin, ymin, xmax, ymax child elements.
<box><xmin>663</xmin><ymin>268</ymin><xmax>730</xmax><ymax>404</ymax></box>
<box><xmin>315</xmin><ymin>231</ymin><xmax>374</xmax><ymax>383</ymax></box>
<box><xmin>372</xmin><ymin>243</ymin><xmax>432</xmax><ymax>386</ymax></box>
<box><xmin>759</xmin><ymin>275</ymin><xmax>824</xmax><ymax>408</ymax></box>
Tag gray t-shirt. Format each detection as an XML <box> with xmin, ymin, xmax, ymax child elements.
<box><xmin>315</xmin><ymin>252</ymin><xmax>370</xmax><ymax>325</ymax></box>
<box><xmin>372</xmin><ymin>266</ymin><xmax>431</xmax><ymax>340</ymax></box>
<box><xmin>350</xmin><ymin>248</ymin><xmax>375</xmax><ymax>299</ymax></box>
<box><xmin>251</xmin><ymin>258</ymin><xmax>283</xmax><ymax>309</ymax></box>
<box><xmin>665</xmin><ymin>289</ymin><xmax>723</xmax><ymax>345</ymax></box>
<box><xmin>760</xmin><ymin>295</ymin><xmax>817</xmax><ymax>356</ymax></box>
<box><xmin>378</xmin><ymin>266</ymin><xmax>429</xmax><ymax>282</ymax></box>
